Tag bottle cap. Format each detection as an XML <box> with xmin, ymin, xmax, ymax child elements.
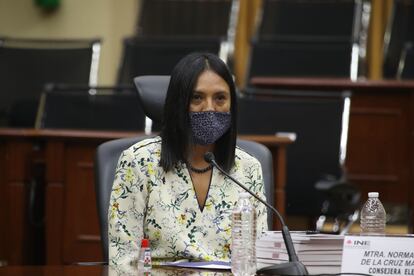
<box><xmin>239</xmin><ymin>192</ymin><xmax>250</xmax><ymax>198</ymax></box>
<box><xmin>368</xmin><ymin>192</ymin><xmax>379</xmax><ymax>198</ymax></box>
<box><xmin>141</xmin><ymin>238</ymin><xmax>150</xmax><ymax>248</ymax></box>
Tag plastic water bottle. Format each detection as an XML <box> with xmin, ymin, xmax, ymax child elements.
<box><xmin>138</xmin><ymin>238</ymin><xmax>152</xmax><ymax>272</ymax></box>
<box><xmin>231</xmin><ymin>192</ymin><xmax>257</xmax><ymax>276</ymax></box>
<box><xmin>360</xmin><ymin>192</ymin><xmax>386</xmax><ymax>234</ymax></box>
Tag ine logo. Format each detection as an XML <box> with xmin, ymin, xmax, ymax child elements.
<box><xmin>344</xmin><ymin>239</ymin><xmax>371</xmax><ymax>249</ymax></box>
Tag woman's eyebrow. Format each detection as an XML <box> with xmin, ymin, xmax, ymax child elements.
<box><xmin>215</xmin><ymin>90</ymin><xmax>229</xmax><ymax>94</ymax></box>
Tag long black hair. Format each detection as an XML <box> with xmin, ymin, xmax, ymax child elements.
<box><xmin>160</xmin><ymin>52</ymin><xmax>238</xmax><ymax>172</ymax></box>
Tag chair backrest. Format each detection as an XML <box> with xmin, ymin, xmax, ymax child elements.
<box><xmin>134</xmin><ymin>75</ymin><xmax>170</xmax><ymax>124</ymax></box>
<box><xmin>237</xmin><ymin>139</ymin><xmax>274</xmax><ymax>229</ymax></box>
<box><xmin>95</xmin><ymin>136</ymin><xmax>273</xmax><ymax>262</ymax></box>
<box><xmin>247</xmin><ymin>0</ymin><xmax>370</xmax><ymax>80</ymax></box>
<box><xmin>0</xmin><ymin>37</ymin><xmax>100</xmax><ymax>127</ymax></box>
<box><xmin>117</xmin><ymin>37</ymin><xmax>221</xmax><ymax>86</ymax></box>
<box><xmin>138</xmin><ymin>0</ymin><xmax>232</xmax><ymax>37</ymax></box>
<box><xmin>238</xmin><ymin>89</ymin><xmax>351</xmax><ymax>216</ymax></box>
<box><xmin>36</xmin><ymin>85</ymin><xmax>146</xmax><ymax>131</ymax></box>
<box><xmin>398</xmin><ymin>42</ymin><xmax>414</xmax><ymax>79</ymax></box>
<box><xmin>258</xmin><ymin>0</ymin><xmax>355</xmax><ymax>42</ymax></box>
<box><xmin>95</xmin><ymin>136</ymin><xmax>150</xmax><ymax>262</ymax></box>
<box><xmin>247</xmin><ymin>40</ymin><xmax>352</xmax><ymax>79</ymax></box>
<box><xmin>383</xmin><ymin>0</ymin><xmax>414</xmax><ymax>78</ymax></box>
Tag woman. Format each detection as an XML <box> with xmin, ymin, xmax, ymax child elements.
<box><xmin>108</xmin><ymin>52</ymin><xmax>268</xmax><ymax>266</ymax></box>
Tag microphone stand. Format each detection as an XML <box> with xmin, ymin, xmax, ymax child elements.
<box><xmin>205</xmin><ymin>152</ymin><xmax>308</xmax><ymax>276</ymax></box>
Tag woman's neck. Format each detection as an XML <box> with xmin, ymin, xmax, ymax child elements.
<box><xmin>188</xmin><ymin>144</ymin><xmax>214</xmax><ymax>167</ymax></box>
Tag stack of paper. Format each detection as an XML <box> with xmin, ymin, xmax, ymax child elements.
<box><xmin>256</xmin><ymin>231</ymin><xmax>344</xmax><ymax>274</ymax></box>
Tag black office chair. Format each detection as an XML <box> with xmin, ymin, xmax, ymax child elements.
<box><xmin>257</xmin><ymin>0</ymin><xmax>355</xmax><ymax>41</ymax></box>
<box><xmin>246</xmin><ymin>0</ymin><xmax>370</xmax><ymax>80</ymax></box>
<box><xmin>0</xmin><ymin>37</ymin><xmax>101</xmax><ymax>127</ymax></box>
<box><xmin>247</xmin><ymin>40</ymin><xmax>352</xmax><ymax>79</ymax></box>
<box><xmin>116</xmin><ymin>37</ymin><xmax>222</xmax><ymax>86</ymax></box>
<box><xmin>138</xmin><ymin>0</ymin><xmax>232</xmax><ymax>37</ymax></box>
<box><xmin>237</xmin><ymin>89</ymin><xmax>360</xmax><ymax>234</ymax></box>
<box><xmin>314</xmin><ymin>173</ymin><xmax>360</xmax><ymax>234</ymax></box>
<box><xmin>95</xmin><ymin>75</ymin><xmax>275</xmax><ymax>262</ymax></box>
<box><xmin>36</xmin><ymin>84</ymin><xmax>146</xmax><ymax>131</ymax></box>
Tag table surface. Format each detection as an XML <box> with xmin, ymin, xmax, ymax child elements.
<box><xmin>0</xmin><ymin>128</ymin><xmax>294</xmax><ymax>144</ymax></box>
<box><xmin>250</xmin><ymin>77</ymin><xmax>414</xmax><ymax>90</ymax></box>
<box><xmin>0</xmin><ymin>265</ymin><xmax>233</xmax><ymax>276</ymax></box>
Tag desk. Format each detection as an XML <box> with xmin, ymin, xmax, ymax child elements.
<box><xmin>251</xmin><ymin>77</ymin><xmax>414</xmax><ymax>233</ymax></box>
<box><xmin>0</xmin><ymin>128</ymin><xmax>293</xmax><ymax>265</ymax></box>
<box><xmin>0</xmin><ymin>265</ymin><xmax>232</xmax><ymax>276</ymax></box>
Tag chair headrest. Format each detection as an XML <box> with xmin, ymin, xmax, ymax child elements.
<box><xmin>133</xmin><ymin>75</ymin><xmax>170</xmax><ymax>122</ymax></box>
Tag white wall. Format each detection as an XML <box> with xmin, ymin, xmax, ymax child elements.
<box><xmin>0</xmin><ymin>0</ymin><xmax>140</xmax><ymax>85</ymax></box>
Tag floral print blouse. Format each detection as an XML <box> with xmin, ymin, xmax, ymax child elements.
<box><xmin>108</xmin><ymin>136</ymin><xmax>268</xmax><ymax>266</ymax></box>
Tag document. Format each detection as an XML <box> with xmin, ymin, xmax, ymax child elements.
<box><xmin>257</xmin><ymin>230</ymin><xmax>345</xmax><ymax>273</ymax></box>
<box><xmin>162</xmin><ymin>261</ymin><xmax>231</xmax><ymax>270</ymax></box>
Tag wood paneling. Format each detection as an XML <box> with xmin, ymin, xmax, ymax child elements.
<box><xmin>347</xmin><ymin>92</ymin><xmax>410</xmax><ymax>203</ymax></box>
<box><xmin>6</xmin><ymin>141</ymin><xmax>33</xmax><ymax>265</ymax></box>
<box><xmin>63</xmin><ymin>143</ymin><xmax>102</xmax><ymax>264</ymax></box>
<box><xmin>0</xmin><ymin>141</ymin><xmax>7</xmax><ymax>263</ymax></box>
<box><xmin>234</xmin><ymin>0</ymin><xmax>262</xmax><ymax>87</ymax></box>
<box><xmin>367</xmin><ymin>0</ymin><xmax>393</xmax><ymax>79</ymax></box>
<box><xmin>45</xmin><ymin>141</ymin><xmax>65</xmax><ymax>264</ymax></box>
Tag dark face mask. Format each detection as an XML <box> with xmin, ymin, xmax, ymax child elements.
<box><xmin>190</xmin><ymin>111</ymin><xmax>231</xmax><ymax>145</ymax></box>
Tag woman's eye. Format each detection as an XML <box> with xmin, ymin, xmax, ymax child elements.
<box><xmin>191</xmin><ymin>94</ymin><xmax>202</xmax><ymax>102</ymax></box>
<box><xmin>215</xmin><ymin>94</ymin><xmax>227</xmax><ymax>102</ymax></box>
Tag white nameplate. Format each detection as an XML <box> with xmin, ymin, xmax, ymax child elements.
<box><xmin>341</xmin><ymin>235</ymin><xmax>414</xmax><ymax>276</ymax></box>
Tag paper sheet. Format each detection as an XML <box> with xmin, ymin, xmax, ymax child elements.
<box><xmin>162</xmin><ymin>261</ymin><xmax>231</xmax><ymax>270</ymax></box>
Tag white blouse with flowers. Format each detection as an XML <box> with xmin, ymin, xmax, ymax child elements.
<box><xmin>108</xmin><ymin>136</ymin><xmax>268</xmax><ymax>266</ymax></box>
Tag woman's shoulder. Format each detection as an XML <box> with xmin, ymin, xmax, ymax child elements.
<box><xmin>123</xmin><ymin>136</ymin><xmax>162</xmax><ymax>157</ymax></box>
<box><xmin>235</xmin><ymin>146</ymin><xmax>261</xmax><ymax>166</ymax></box>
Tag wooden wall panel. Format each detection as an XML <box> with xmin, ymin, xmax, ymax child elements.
<box><xmin>0</xmin><ymin>142</ymin><xmax>7</xmax><ymax>264</ymax></box>
<box><xmin>347</xmin><ymin>92</ymin><xmax>410</xmax><ymax>204</ymax></box>
<box><xmin>367</xmin><ymin>0</ymin><xmax>393</xmax><ymax>79</ymax></box>
<box><xmin>62</xmin><ymin>143</ymin><xmax>102</xmax><ymax>264</ymax></box>
<box><xmin>5</xmin><ymin>141</ymin><xmax>35</xmax><ymax>265</ymax></box>
<box><xmin>45</xmin><ymin>141</ymin><xmax>65</xmax><ymax>265</ymax></box>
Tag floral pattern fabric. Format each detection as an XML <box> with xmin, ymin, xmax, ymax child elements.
<box><xmin>108</xmin><ymin>136</ymin><xmax>268</xmax><ymax>266</ymax></box>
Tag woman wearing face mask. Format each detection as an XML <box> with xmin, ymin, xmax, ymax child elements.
<box><xmin>108</xmin><ymin>52</ymin><xmax>268</xmax><ymax>266</ymax></box>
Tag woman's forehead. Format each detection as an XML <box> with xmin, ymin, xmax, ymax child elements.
<box><xmin>194</xmin><ymin>70</ymin><xmax>229</xmax><ymax>91</ymax></box>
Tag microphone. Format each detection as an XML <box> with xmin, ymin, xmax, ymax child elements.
<box><xmin>204</xmin><ymin>152</ymin><xmax>308</xmax><ymax>276</ymax></box>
